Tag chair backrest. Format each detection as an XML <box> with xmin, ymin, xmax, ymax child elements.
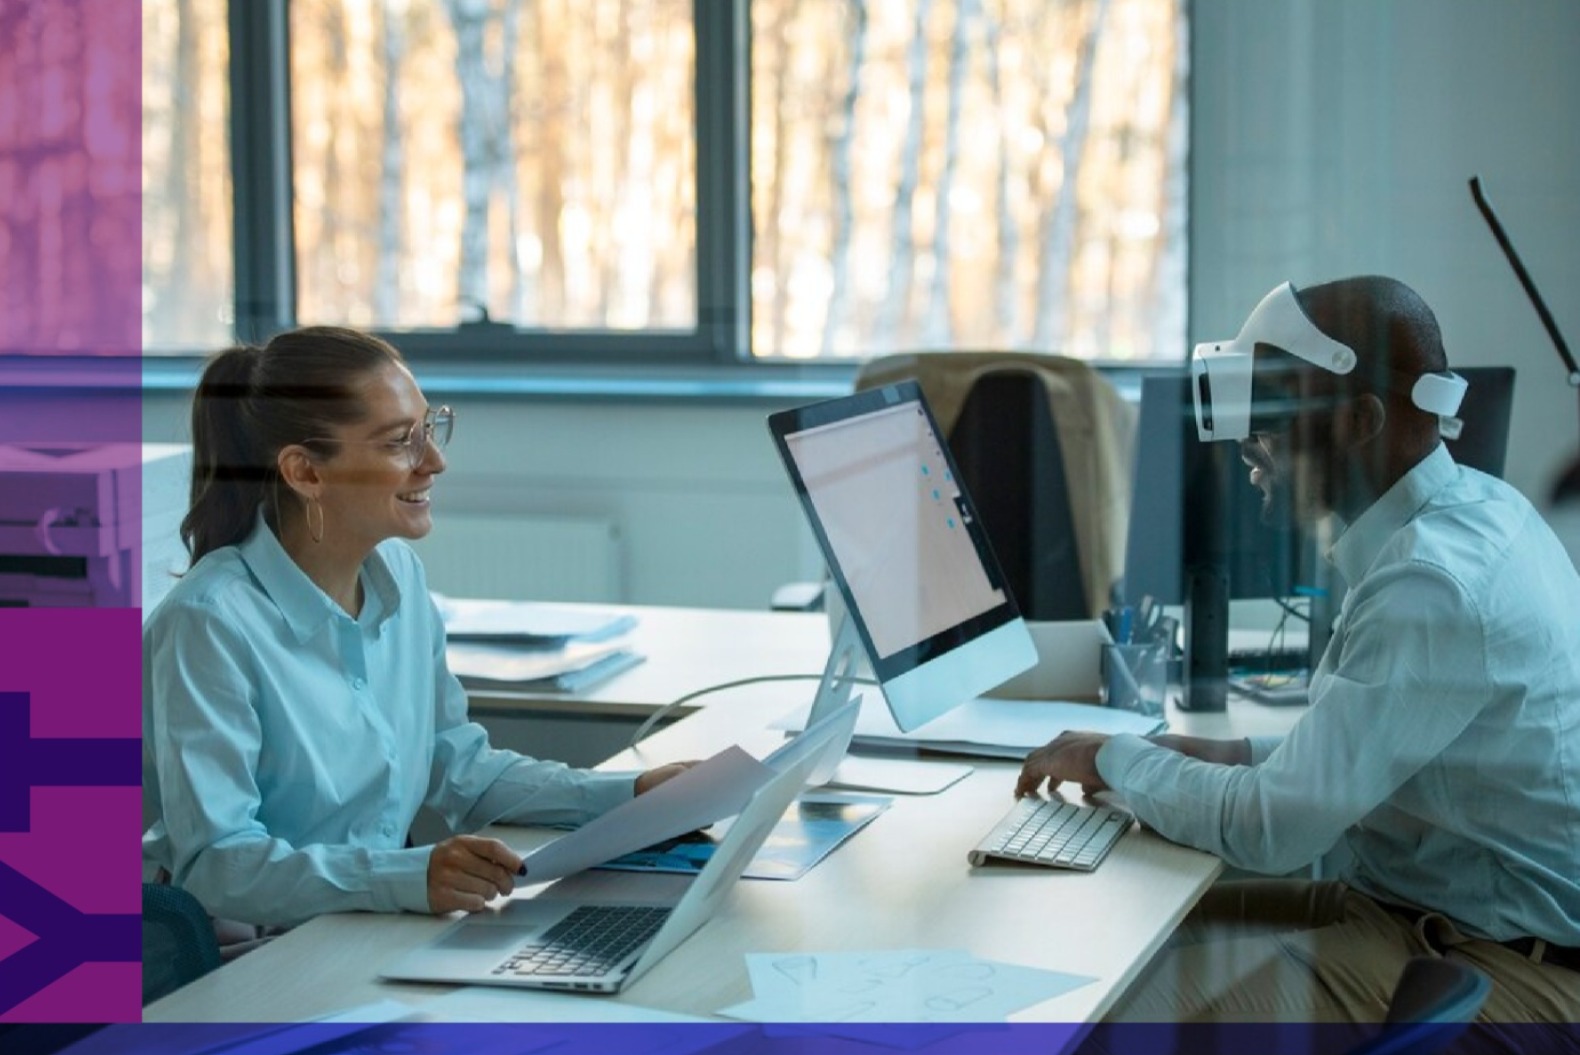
<box><xmin>1347</xmin><ymin>956</ymin><xmax>1492</xmax><ymax>1055</ymax></box>
<box><xmin>855</xmin><ymin>352</ymin><xmax>1135</xmax><ymax>621</ymax></box>
<box><xmin>142</xmin><ymin>882</ymin><xmax>222</xmax><ymax>1005</ymax></box>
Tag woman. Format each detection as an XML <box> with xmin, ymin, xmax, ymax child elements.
<box><xmin>143</xmin><ymin>327</ymin><xmax>687</xmax><ymax>929</ymax></box>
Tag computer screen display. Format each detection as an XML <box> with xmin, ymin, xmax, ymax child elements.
<box><xmin>769</xmin><ymin>382</ymin><xmax>1036</xmax><ymax>732</ymax></box>
<box><xmin>1124</xmin><ymin>372</ymin><xmax>1305</xmax><ymax>606</ymax></box>
<box><xmin>1123</xmin><ymin>366</ymin><xmax>1515</xmax><ymax>607</ymax></box>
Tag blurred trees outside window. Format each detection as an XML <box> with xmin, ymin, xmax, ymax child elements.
<box><xmin>140</xmin><ymin>0</ymin><xmax>1186</xmax><ymax>363</ymax></box>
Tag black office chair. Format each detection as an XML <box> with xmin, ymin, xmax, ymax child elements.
<box><xmin>854</xmin><ymin>352</ymin><xmax>1135</xmax><ymax>621</ymax></box>
<box><xmin>142</xmin><ymin>882</ymin><xmax>221</xmax><ymax>1004</ymax></box>
<box><xmin>1346</xmin><ymin>956</ymin><xmax>1493</xmax><ymax>1055</ymax></box>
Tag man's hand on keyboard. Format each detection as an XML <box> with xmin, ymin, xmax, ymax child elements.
<box><xmin>1015</xmin><ymin>731</ymin><xmax>1112</xmax><ymax>799</ymax></box>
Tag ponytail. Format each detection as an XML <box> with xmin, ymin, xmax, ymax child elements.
<box><xmin>180</xmin><ymin>327</ymin><xmax>405</xmax><ymax>567</ymax></box>
<box><xmin>182</xmin><ymin>346</ymin><xmax>267</xmax><ymax>564</ymax></box>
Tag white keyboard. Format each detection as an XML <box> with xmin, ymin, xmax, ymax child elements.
<box><xmin>967</xmin><ymin>797</ymin><xmax>1131</xmax><ymax>871</ymax></box>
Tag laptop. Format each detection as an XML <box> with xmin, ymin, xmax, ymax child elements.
<box><xmin>380</xmin><ymin>709</ymin><xmax>844</xmax><ymax>994</ymax></box>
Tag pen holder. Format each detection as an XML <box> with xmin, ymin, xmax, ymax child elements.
<box><xmin>1102</xmin><ymin>641</ymin><xmax>1168</xmax><ymax>719</ymax></box>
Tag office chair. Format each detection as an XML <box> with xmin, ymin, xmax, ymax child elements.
<box><xmin>142</xmin><ymin>882</ymin><xmax>221</xmax><ymax>1004</ymax></box>
<box><xmin>854</xmin><ymin>352</ymin><xmax>1136</xmax><ymax>621</ymax></box>
<box><xmin>1346</xmin><ymin>956</ymin><xmax>1493</xmax><ymax>1055</ymax></box>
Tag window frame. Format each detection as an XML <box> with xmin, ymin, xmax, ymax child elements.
<box><xmin>229</xmin><ymin>0</ymin><xmax>753</xmax><ymax>367</ymax></box>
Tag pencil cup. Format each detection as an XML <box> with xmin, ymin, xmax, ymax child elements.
<box><xmin>1102</xmin><ymin>642</ymin><xmax>1167</xmax><ymax>719</ymax></box>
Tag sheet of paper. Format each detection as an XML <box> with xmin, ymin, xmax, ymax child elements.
<box><xmin>447</xmin><ymin>638</ymin><xmax>631</xmax><ymax>683</ymax></box>
<box><xmin>719</xmin><ymin>949</ymin><xmax>1095</xmax><ymax>1023</ymax></box>
<box><xmin>433</xmin><ymin>594</ymin><xmax>638</xmax><ymax>643</ymax></box>
<box><xmin>518</xmin><ymin>745</ymin><xmax>773</xmax><ymax>884</ymax></box>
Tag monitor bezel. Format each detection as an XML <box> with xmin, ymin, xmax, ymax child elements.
<box><xmin>767</xmin><ymin>380</ymin><xmax>1025</xmax><ymax>688</ymax></box>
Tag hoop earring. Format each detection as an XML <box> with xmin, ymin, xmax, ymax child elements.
<box><xmin>305</xmin><ymin>497</ymin><xmax>325</xmax><ymax>544</ymax></box>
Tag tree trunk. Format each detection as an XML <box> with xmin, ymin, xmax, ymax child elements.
<box><xmin>446</xmin><ymin>0</ymin><xmax>494</xmax><ymax>319</ymax></box>
<box><xmin>1149</xmin><ymin>0</ymin><xmax>1189</xmax><ymax>360</ymax></box>
<box><xmin>982</xmin><ymin>4</ymin><xmax>1018</xmax><ymax>345</ymax></box>
<box><xmin>819</xmin><ymin>0</ymin><xmax>868</xmax><ymax>357</ymax></box>
<box><xmin>1031</xmin><ymin>0</ymin><xmax>1111</xmax><ymax>351</ymax></box>
<box><xmin>156</xmin><ymin>0</ymin><xmax>202</xmax><ymax>345</ymax></box>
<box><xmin>874</xmin><ymin>0</ymin><xmax>935</xmax><ymax>350</ymax></box>
<box><xmin>923</xmin><ymin>0</ymin><xmax>973</xmax><ymax>347</ymax></box>
<box><xmin>374</xmin><ymin>0</ymin><xmax>408</xmax><ymax>326</ymax></box>
<box><xmin>535</xmin><ymin>0</ymin><xmax>567</xmax><ymax>320</ymax></box>
<box><xmin>765</xmin><ymin>1</ymin><xmax>793</xmax><ymax>356</ymax></box>
<box><xmin>501</xmin><ymin>0</ymin><xmax>526</xmax><ymax>322</ymax></box>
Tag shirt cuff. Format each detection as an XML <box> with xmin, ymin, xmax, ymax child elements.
<box><xmin>1246</xmin><ymin>735</ymin><xmax>1284</xmax><ymax>765</ymax></box>
<box><xmin>582</xmin><ymin>770</ymin><xmax>639</xmax><ymax>818</ymax></box>
<box><xmin>1095</xmin><ymin>733</ymin><xmax>1159</xmax><ymax>792</ymax></box>
<box><xmin>371</xmin><ymin>847</ymin><xmax>434</xmax><ymax>915</ymax></box>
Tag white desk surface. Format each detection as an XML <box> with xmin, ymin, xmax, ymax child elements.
<box><xmin>145</xmin><ymin>606</ymin><xmax>1306</xmax><ymax>1025</ymax></box>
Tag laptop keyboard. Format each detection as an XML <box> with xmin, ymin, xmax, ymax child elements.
<box><xmin>493</xmin><ymin>905</ymin><xmax>671</xmax><ymax>978</ymax></box>
<box><xmin>967</xmin><ymin>797</ymin><xmax>1131</xmax><ymax>871</ymax></box>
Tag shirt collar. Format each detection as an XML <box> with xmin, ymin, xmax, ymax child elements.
<box><xmin>236</xmin><ymin>511</ymin><xmax>403</xmax><ymax>643</ymax></box>
<box><xmin>1329</xmin><ymin>443</ymin><xmax>1458</xmax><ymax>585</ymax></box>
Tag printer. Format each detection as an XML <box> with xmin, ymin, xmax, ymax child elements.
<box><xmin>0</xmin><ymin>443</ymin><xmax>190</xmax><ymax>610</ymax></box>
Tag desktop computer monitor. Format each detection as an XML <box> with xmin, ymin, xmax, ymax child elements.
<box><xmin>1123</xmin><ymin>366</ymin><xmax>1515</xmax><ymax>707</ymax></box>
<box><xmin>768</xmin><ymin>381</ymin><xmax>1038</xmax><ymax>733</ymax></box>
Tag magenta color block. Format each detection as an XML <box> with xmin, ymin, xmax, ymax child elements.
<box><xmin>15</xmin><ymin>608</ymin><xmax>142</xmax><ymax>739</ymax></box>
<box><xmin>5</xmin><ymin>964</ymin><xmax>142</xmax><ymax>1023</ymax></box>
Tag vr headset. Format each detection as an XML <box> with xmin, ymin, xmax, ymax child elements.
<box><xmin>1191</xmin><ymin>281</ymin><xmax>1469</xmax><ymax>442</ymax></box>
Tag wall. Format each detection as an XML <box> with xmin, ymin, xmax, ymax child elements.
<box><xmin>1192</xmin><ymin>0</ymin><xmax>1580</xmax><ymax>503</ymax></box>
<box><xmin>137</xmin><ymin>0</ymin><xmax>1580</xmax><ymax>608</ymax></box>
<box><xmin>140</xmin><ymin>388</ymin><xmax>825</xmax><ymax>609</ymax></box>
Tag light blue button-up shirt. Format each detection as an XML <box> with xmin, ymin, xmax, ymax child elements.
<box><xmin>143</xmin><ymin>514</ymin><xmax>634</xmax><ymax>928</ymax></box>
<box><xmin>1098</xmin><ymin>444</ymin><xmax>1580</xmax><ymax>944</ymax></box>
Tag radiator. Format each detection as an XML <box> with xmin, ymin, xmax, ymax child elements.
<box><xmin>413</xmin><ymin>513</ymin><xmax>622</xmax><ymax>603</ymax></box>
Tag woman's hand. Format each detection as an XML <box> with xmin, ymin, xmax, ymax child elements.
<box><xmin>634</xmin><ymin>761</ymin><xmax>700</xmax><ymax>795</ymax></box>
<box><xmin>427</xmin><ymin>834</ymin><xmax>523</xmax><ymax>914</ymax></box>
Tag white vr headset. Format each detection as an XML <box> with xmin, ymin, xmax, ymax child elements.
<box><xmin>1191</xmin><ymin>281</ymin><xmax>1469</xmax><ymax>442</ymax></box>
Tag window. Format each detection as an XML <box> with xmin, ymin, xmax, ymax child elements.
<box><xmin>139</xmin><ymin>0</ymin><xmax>1186</xmax><ymax>364</ymax></box>
<box><xmin>142</xmin><ymin>0</ymin><xmax>234</xmax><ymax>352</ymax></box>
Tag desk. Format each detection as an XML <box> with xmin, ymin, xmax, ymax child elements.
<box><xmin>145</xmin><ymin>607</ymin><xmax>1305</xmax><ymax>1024</ymax></box>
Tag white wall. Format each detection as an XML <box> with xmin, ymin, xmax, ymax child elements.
<box><xmin>141</xmin><ymin>389</ymin><xmax>826</xmax><ymax>609</ymax></box>
<box><xmin>141</xmin><ymin>0</ymin><xmax>1580</xmax><ymax>608</ymax></box>
<box><xmin>1192</xmin><ymin>0</ymin><xmax>1580</xmax><ymax>502</ymax></box>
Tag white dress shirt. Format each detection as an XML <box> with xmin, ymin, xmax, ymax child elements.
<box><xmin>1098</xmin><ymin>444</ymin><xmax>1580</xmax><ymax>944</ymax></box>
<box><xmin>143</xmin><ymin>514</ymin><xmax>634</xmax><ymax>928</ymax></box>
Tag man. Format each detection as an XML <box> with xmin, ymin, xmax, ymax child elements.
<box><xmin>1019</xmin><ymin>276</ymin><xmax>1580</xmax><ymax>1031</ymax></box>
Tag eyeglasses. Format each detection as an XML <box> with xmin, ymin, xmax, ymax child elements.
<box><xmin>302</xmin><ymin>406</ymin><xmax>454</xmax><ymax>470</ymax></box>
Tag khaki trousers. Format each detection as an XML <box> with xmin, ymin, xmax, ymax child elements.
<box><xmin>1095</xmin><ymin>880</ymin><xmax>1580</xmax><ymax>1051</ymax></box>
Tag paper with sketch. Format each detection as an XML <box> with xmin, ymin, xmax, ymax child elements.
<box><xmin>720</xmin><ymin>949</ymin><xmax>1095</xmax><ymax>1023</ymax></box>
<box><xmin>774</xmin><ymin>693</ymin><xmax>1163</xmax><ymax>758</ymax></box>
<box><xmin>519</xmin><ymin>746</ymin><xmax>773</xmax><ymax>884</ymax></box>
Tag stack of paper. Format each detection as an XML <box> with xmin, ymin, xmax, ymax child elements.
<box><xmin>435</xmin><ymin>595</ymin><xmax>643</xmax><ymax>692</ymax></box>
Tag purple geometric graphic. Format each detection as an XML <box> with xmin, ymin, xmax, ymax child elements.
<box><xmin>0</xmin><ymin>610</ymin><xmax>141</xmax><ymax>1023</ymax></box>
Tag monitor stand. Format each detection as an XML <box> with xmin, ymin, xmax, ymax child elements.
<box><xmin>810</xmin><ymin>615</ymin><xmax>973</xmax><ymax>796</ymax></box>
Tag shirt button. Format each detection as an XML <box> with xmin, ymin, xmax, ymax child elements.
<box><xmin>381</xmin><ymin>824</ymin><xmax>395</xmax><ymax>838</ymax></box>
<box><xmin>351</xmin><ymin>676</ymin><xmax>366</xmax><ymax>690</ymax></box>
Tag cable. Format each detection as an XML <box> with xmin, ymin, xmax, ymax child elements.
<box><xmin>625</xmin><ymin>673</ymin><xmax>879</xmax><ymax>752</ymax></box>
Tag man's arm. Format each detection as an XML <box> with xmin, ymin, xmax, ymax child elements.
<box><xmin>1147</xmin><ymin>734</ymin><xmax>1251</xmax><ymax>767</ymax></box>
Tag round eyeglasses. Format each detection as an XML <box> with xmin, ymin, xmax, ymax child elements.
<box><xmin>302</xmin><ymin>406</ymin><xmax>454</xmax><ymax>470</ymax></box>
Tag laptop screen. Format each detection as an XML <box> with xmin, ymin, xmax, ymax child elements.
<box><xmin>769</xmin><ymin>381</ymin><xmax>1021</xmax><ymax>687</ymax></box>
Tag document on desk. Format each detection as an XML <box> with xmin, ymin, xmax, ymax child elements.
<box><xmin>448</xmin><ymin>639</ymin><xmax>644</xmax><ymax>692</ymax></box>
<box><xmin>774</xmin><ymin>694</ymin><xmax>1164</xmax><ymax>759</ymax></box>
<box><xmin>719</xmin><ymin>949</ymin><xmax>1095</xmax><ymax>1023</ymax></box>
<box><xmin>434</xmin><ymin>594</ymin><xmax>638</xmax><ymax>646</ymax></box>
<box><xmin>517</xmin><ymin>746</ymin><xmax>774</xmax><ymax>885</ymax></box>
